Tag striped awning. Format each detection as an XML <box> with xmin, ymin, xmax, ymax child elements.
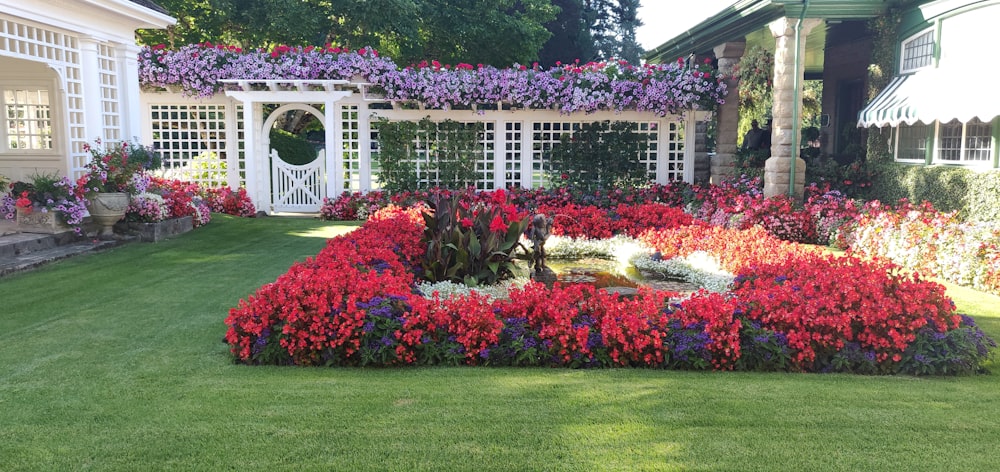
<box><xmin>857</xmin><ymin>70</ymin><xmax>1000</xmax><ymax>127</ymax></box>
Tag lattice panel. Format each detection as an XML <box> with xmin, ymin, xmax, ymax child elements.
<box><xmin>371</xmin><ymin>120</ymin><xmax>496</xmax><ymax>190</ymax></box>
<box><xmin>235</xmin><ymin>105</ymin><xmax>246</xmax><ymax>187</ymax></box>
<box><xmin>662</xmin><ymin>120</ymin><xmax>685</xmax><ymax>182</ymax></box>
<box><xmin>0</xmin><ymin>15</ymin><xmax>86</xmax><ymax>175</ymax></box>
<box><xmin>530</xmin><ymin>121</ymin><xmax>583</xmax><ymax>188</ymax></box>
<box><xmin>637</xmin><ymin>121</ymin><xmax>660</xmax><ymax>181</ymax></box>
<box><xmin>0</xmin><ymin>16</ymin><xmax>77</xmax><ymax>63</ymax></box>
<box><xmin>149</xmin><ymin>104</ymin><xmax>230</xmax><ymax>186</ymax></box>
<box><xmin>97</xmin><ymin>43</ymin><xmax>120</xmax><ymax>142</ymax></box>
<box><xmin>474</xmin><ymin>122</ymin><xmax>496</xmax><ymax>190</ymax></box>
<box><xmin>503</xmin><ymin>121</ymin><xmax>522</xmax><ymax>187</ymax></box>
<box><xmin>340</xmin><ymin>104</ymin><xmax>362</xmax><ymax>191</ymax></box>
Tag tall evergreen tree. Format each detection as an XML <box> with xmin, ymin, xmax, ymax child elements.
<box><xmin>613</xmin><ymin>0</ymin><xmax>643</xmax><ymax>64</ymax></box>
<box><xmin>538</xmin><ymin>0</ymin><xmax>595</xmax><ymax>66</ymax></box>
<box><xmin>581</xmin><ymin>0</ymin><xmax>643</xmax><ymax>63</ymax></box>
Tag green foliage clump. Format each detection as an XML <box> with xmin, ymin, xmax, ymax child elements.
<box><xmin>421</xmin><ymin>192</ymin><xmax>528</xmax><ymax>287</ymax></box>
<box><xmin>374</xmin><ymin>117</ymin><xmax>482</xmax><ymax>192</ymax></box>
<box><xmin>546</xmin><ymin>120</ymin><xmax>650</xmax><ymax>191</ymax></box>
<box><xmin>269</xmin><ymin>128</ymin><xmax>318</xmax><ymax>166</ymax></box>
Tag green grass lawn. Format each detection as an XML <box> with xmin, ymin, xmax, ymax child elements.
<box><xmin>2</xmin><ymin>215</ymin><xmax>999</xmax><ymax>471</ymax></box>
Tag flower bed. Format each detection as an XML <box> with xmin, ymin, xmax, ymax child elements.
<box><xmin>226</xmin><ymin>200</ymin><xmax>995</xmax><ymax>374</ymax></box>
<box><xmin>841</xmin><ymin>199</ymin><xmax>1000</xmax><ymax>296</ymax></box>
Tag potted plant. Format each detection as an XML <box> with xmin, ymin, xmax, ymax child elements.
<box><xmin>76</xmin><ymin>139</ymin><xmax>162</xmax><ymax>238</ymax></box>
<box><xmin>7</xmin><ymin>173</ymin><xmax>88</xmax><ymax>234</ymax></box>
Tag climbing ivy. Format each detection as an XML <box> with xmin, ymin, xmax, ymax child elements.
<box><xmin>374</xmin><ymin>117</ymin><xmax>482</xmax><ymax>192</ymax></box>
<box><xmin>546</xmin><ymin>121</ymin><xmax>650</xmax><ymax>192</ymax></box>
<box><xmin>866</xmin><ymin>9</ymin><xmax>901</xmax><ymax>161</ymax></box>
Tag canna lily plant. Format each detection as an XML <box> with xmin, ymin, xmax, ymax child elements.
<box><xmin>421</xmin><ymin>189</ymin><xmax>528</xmax><ymax>287</ymax></box>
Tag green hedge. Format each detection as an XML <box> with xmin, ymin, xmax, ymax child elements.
<box><xmin>269</xmin><ymin>129</ymin><xmax>318</xmax><ymax>165</ymax></box>
<box><xmin>870</xmin><ymin>161</ymin><xmax>1000</xmax><ymax>222</ymax></box>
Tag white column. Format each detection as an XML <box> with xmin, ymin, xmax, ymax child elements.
<box><xmin>78</xmin><ymin>36</ymin><xmax>104</xmax><ymax>143</ymax></box>
<box><xmin>683</xmin><ymin>112</ymin><xmax>697</xmax><ymax>183</ymax></box>
<box><xmin>493</xmin><ymin>118</ymin><xmax>506</xmax><ymax>189</ymax></box>
<box><xmin>114</xmin><ymin>42</ymin><xmax>143</xmax><ymax>141</ymax></box>
<box><xmin>327</xmin><ymin>101</ymin><xmax>341</xmax><ymax>195</ymax></box>
<box><xmin>358</xmin><ymin>102</ymin><xmax>372</xmax><ymax>192</ymax></box>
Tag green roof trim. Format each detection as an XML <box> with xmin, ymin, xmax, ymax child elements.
<box><xmin>644</xmin><ymin>0</ymin><xmax>888</xmax><ymax>64</ymax></box>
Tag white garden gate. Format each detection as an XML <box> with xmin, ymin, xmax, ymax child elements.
<box><xmin>262</xmin><ymin>103</ymin><xmax>327</xmax><ymax>212</ymax></box>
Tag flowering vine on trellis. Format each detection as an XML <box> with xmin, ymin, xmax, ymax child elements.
<box><xmin>138</xmin><ymin>43</ymin><xmax>727</xmax><ymax>116</ymax></box>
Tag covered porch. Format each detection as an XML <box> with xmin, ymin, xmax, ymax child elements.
<box><xmin>644</xmin><ymin>0</ymin><xmax>886</xmax><ymax>197</ymax></box>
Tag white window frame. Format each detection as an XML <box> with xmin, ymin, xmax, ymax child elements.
<box><xmin>930</xmin><ymin>119</ymin><xmax>995</xmax><ymax>166</ymax></box>
<box><xmin>0</xmin><ymin>81</ymin><xmax>56</xmax><ymax>154</ymax></box>
<box><xmin>900</xmin><ymin>28</ymin><xmax>936</xmax><ymax>74</ymax></box>
<box><xmin>892</xmin><ymin>122</ymin><xmax>931</xmax><ymax>163</ymax></box>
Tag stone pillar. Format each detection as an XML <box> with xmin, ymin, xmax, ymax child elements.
<box><xmin>711</xmin><ymin>40</ymin><xmax>746</xmax><ymax>185</ymax></box>
<box><xmin>764</xmin><ymin>17</ymin><xmax>821</xmax><ymax>198</ymax></box>
<box><xmin>693</xmin><ymin>120</ymin><xmax>710</xmax><ymax>185</ymax></box>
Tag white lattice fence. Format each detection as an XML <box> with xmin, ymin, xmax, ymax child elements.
<box><xmin>140</xmin><ymin>91</ymin><xmax>699</xmax><ymax>213</ymax></box>
<box><xmin>144</xmin><ymin>96</ymin><xmax>242</xmax><ymax>188</ymax></box>
<box><xmin>97</xmin><ymin>43</ymin><xmax>120</xmax><ymax>142</ymax></box>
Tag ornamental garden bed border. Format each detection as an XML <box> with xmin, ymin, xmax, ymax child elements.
<box><xmin>114</xmin><ymin>216</ymin><xmax>194</xmax><ymax>242</ymax></box>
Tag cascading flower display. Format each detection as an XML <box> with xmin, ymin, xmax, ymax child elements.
<box><xmin>139</xmin><ymin>43</ymin><xmax>727</xmax><ymax>115</ymax></box>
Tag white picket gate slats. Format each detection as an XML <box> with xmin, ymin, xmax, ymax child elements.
<box><xmin>270</xmin><ymin>149</ymin><xmax>325</xmax><ymax>213</ymax></box>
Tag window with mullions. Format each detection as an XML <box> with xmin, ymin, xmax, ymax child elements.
<box><xmin>933</xmin><ymin>118</ymin><xmax>995</xmax><ymax>164</ymax></box>
<box><xmin>901</xmin><ymin>29</ymin><xmax>935</xmax><ymax>73</ymax></box>
<box><xmin>4</xmin><ymin>88</ymin><xmax>53</xmax><ymax>151</ymax></box>
<box><xmin>895</xmin><ymin>122</ymin><xmax>930</xmax><ymax>161</ymax></box>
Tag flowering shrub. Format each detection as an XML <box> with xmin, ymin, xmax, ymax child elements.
<box><xmin>421</xmin><ymin>190</ymin><xmax>529</xmax><ymax>286</ymax></box>
<box><xmin>139</xmin><ymin>43</ymin><xmax>727</xmax><ymax>115</ymax></box>
<box><xmin>203</xmin><ymin>186</ymin><xmax>257</xmax><ymax>217</ymax></box>
<box><xmin>125</xmin><ymin>193</ymin><xmax>171</xmax><ymax>223</ymax></box>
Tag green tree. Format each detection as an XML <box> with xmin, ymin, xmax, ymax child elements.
<box><xmin>138</xmin><ymin>0</ymin><xmax>556</xmax><ymax>67</ymax></box>
<box><xmin>538</xmin><ymin>0</ymin><xmax>596</xmax><ymax>66</ymax></box>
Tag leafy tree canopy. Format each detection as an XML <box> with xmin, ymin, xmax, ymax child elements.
<box><xmin>138</xmin><ymin>0</ymin><xmax>557</xmax><ymax>67</ymax></box>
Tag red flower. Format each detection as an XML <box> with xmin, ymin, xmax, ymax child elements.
<box><xmin>460</xmin><ymin>217</ymin><xmax>473</xmax><ymax>228</ymax></box>
<box><xmin>489</xmin><ymin>215</ymin><xmax>506</xmax><ymax>233</ymax></box>
<box><xmin>491</xmin><ymin>189</ymin><xmax>506</xmax><ymax>205</ymax></box>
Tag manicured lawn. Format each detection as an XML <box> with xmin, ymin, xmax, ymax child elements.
<box><xmin>2</xmin><ymin>215</ymin><xmax>998</xmax><ymax>471</ymax></box>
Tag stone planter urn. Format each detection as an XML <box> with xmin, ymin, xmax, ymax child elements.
<box><xmin>87</xmin><ymin>192</ymin><xmax>129</xmax><ymax>238</ymax></box>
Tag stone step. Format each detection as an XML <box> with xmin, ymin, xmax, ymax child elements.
<box><xmin>0</xmin><ymin>237</ymin><xmax>121</xmax><ymax>278</ymax></box>
<box><xmin>0</xmin><ymin>230</ymin><xmax>81</xmax><ymax>259</ymax></box>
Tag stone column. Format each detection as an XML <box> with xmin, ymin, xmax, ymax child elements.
<box><xmin>711</xmin><ymin>40</ymin><xmax>746</xmax><ymax>185</ymax></box>
<box><xmin>764</xmin><ymin>17</ymin><xmax>821</xmax><ymax>198</ymax></box>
